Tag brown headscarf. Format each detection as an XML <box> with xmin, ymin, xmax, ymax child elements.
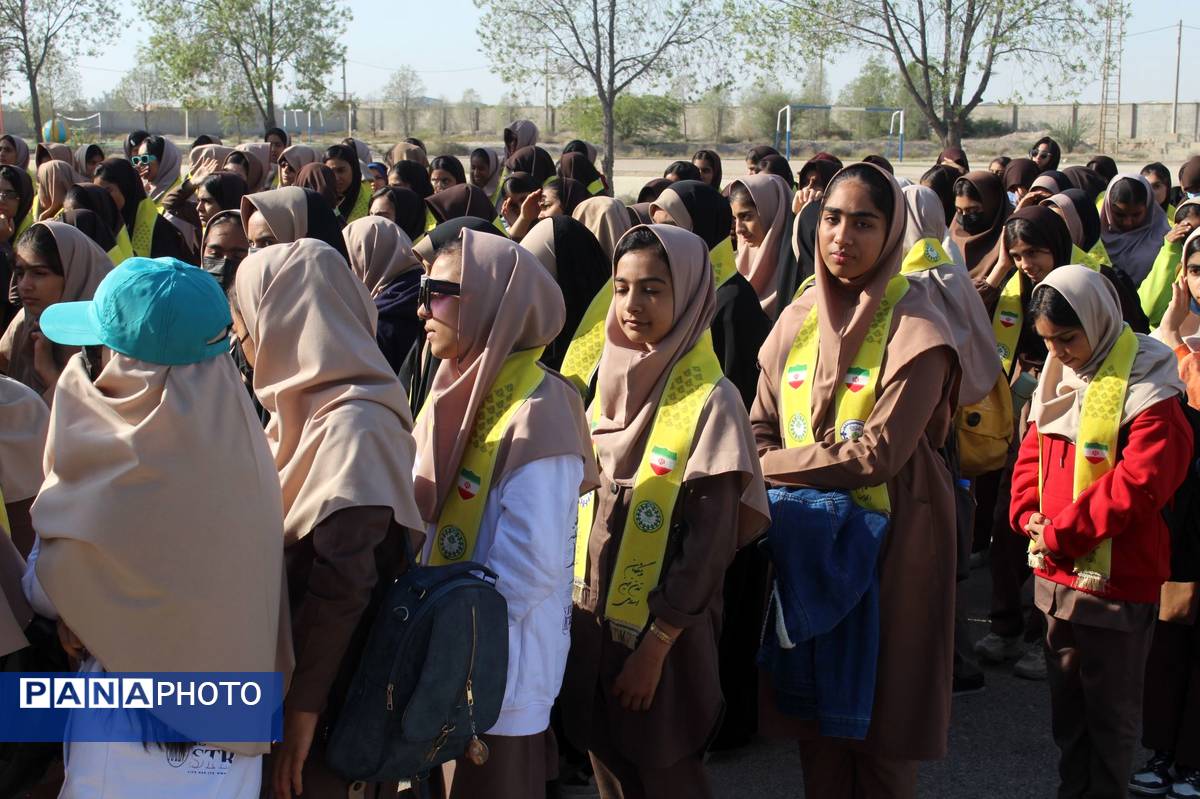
<box><xmin>343</xmin><ymin>215</ymin><xmax>420</xmax><ymax>297</ymax></box>
<box><xmin>1003</xmin><ymin>158</ymin><xmax>1040</xmax><ymax>193</ymax></box>
<box><xmin>412</xmin><ymin>228</ymin><xmax>597</xmax><ymax>524</ymax></box>
<box><xmin>143</xmin><ymin>138</ymin><xmax>182</xmax><ymax>202</ymax></box>
<box><xmin>730</xmin><ymin>173</ymin><xmax>793</xmax><ymax>315</ymax></box>
<box><xmin>504</xmin><ymin>119</ymin><xmax>539</xmax><ymax>153</ymax></box>
<box><xmin>279</xmin><ymin>144</ymin><xmax>319</xmax><ymax>176</ymax></box>
<box><xmin>389</xmin><ymin>142</ymin><xmax>429</xmax><ymax>169</ymax></box>
<box><xmin>1</xmin><ymin>135</ymin><xmax>30</xmax><ymax>170</ymax></box>
<box><xmin>592</xmin><ymin>224</ymin><xmax>769</xmax><ymax>544</ymax></box>
<box><xmin>938</xmin><ymin>147</ymin><xmax>970</xmax><ymax>174</ymax></box>
<box><xmin>1179</xmin><ymin>157</ymin><xmax>1200</xmax><ymax>192</ymax></box>
<box><xmin>35</xmin><ymin>160</ymin><xmax>84</xmax><ymax>220</ymax></box>
<box><xmin>235</xmin><ymin>142</ymin><xmax>273</xmax><ymax>192</ymax></box>
<box><xmin>294</xmin><ymin>162</ymin><xmax>339</xmax><ymax>211</ymax></box>
<box><xmin>72</xmin><ymin>143</ymin><xmax>103</xmax><ymax>177</ymax></box>
<box><xmin>1043</xmin><ymin>192</ymin><xmax>1084</xmax><ymax>245</ymax></box>
<box><xmin>1030</xmin><ymin>264</ymin><xmax>1184</xmax><ymax>440</ymax></box>
<box><xmin>425</xmin><ymin>183</ymin><xmax>497</xmax><ymax>224</ymax></box>
<box><xmin>0</xmin><ymin>222</ymin><xmax>111</xmax><ymax>397</ymax></box>
<box><xmin>949</xmin><ymin>170</ymin><xmax>1011</xmax><ymax>279</ymax></box>
<box><xmin>762</xmin><ymin>163</ymin><xmax>958</xmax><ymax>438</ymax></box>
<box><xmin>232</xmin><ymin>238</ymin><xmax>423</xmax><ymax>541</ymax></box>
<box><xmin>32</xmin><ymin>351</ymin><xmax>291</xmax><ymax>755</ymax></box>
<box><xmin>902</xmin><ymin>184</ymin><xmax>1000</xmax><ymax>405</ymax></box>
<box><xmin>241</xmin><ymin>186</ymin><xmax>308</xmax><ymax>241</ymax></box>
<box><xmin>0</xmin><ymin>375</ymin><xmax>47</xmax><ymax>502</ymax></box>
<box><xmin>573</xmin><ymin>196</ymin><xmax>631</xmax><ymax>262</ymax></box>
<box><xmin>35</xmin><ymin>143</ymin><xmax>72</xmax><ymax>167</ymax></box>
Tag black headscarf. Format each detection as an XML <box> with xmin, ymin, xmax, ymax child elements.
<box><xmin>62</xmin><ymin>208</ymin><xmax>117</xmax><ymax>253</ymax></box>
<box><xmin>562</xmin><ymin>140</ymin><xmax>597</xmax><ymax>161</ymax></box>
<box><xmin>557</xmin><ymin>152</ymin><xmax>605</xmax><ymax>195</ymax></box>
<box><xmin>1061</xmin><ymin>188</ymin><xmax>1102</xmax><ymax>250</ymax></box>
<box><xmin>747</xmin><ymin>145</ymin><xmax>779</xmax><ymax>165</ymax></box>
<box><xmin>1031</xmin><ymin>169</ymin><xmax>1073</xmax><ymax>196</ymax></box>
<box><xmin>1031</xmin><ymin>136</ymin><xmax>1062</xmax><ymax>171</ymax></box>
<box><xmin>372</xmin><ymin>186</ymin><xmax>426</xmax><ymax>242</ymax></box>
<box><xmin>657</xmin><ymin>180</ymin><xmax>732</xmax><ymax>250</ymax></box>
<box><xmin>296</xmin><ymin>163</ymin><xmax>341</xmax><ymax>214</ymax></box>
<box><xmin>299</xmin><ymin>188</ymin><xmax>350</xmax><ymax>261</ymax></box>
<box><xmin>198</xmin><ymin>173</ymin><xmax>249</xmax><ymax>215</ymax></box>
<box><xmin>793</xmin><ymin>199</ymin><xmax>820</xmax><ymax>286</ymax></box>
<box><xmin>544</xmin><ymin>178</ymin><xmax>588</xmax><ymax>216</ymax></box>
<box><xmin>1006</xmin><ymin>205</ymin><xmax>1072</xmax><ymax>267</ymax></box>
<box><xmin>425</xmin><ymin>183</ymin><xmax>497</xmax><ymax>224</ymax></box>
<box><xmin>264</xmin><ymin>127</ymin><xmax>289</xmax><ymax>147</ymax></box>
<box><xmin>1086</xmin><ymin>156</ymin><xmax>1119</xmax><ymax>184</ymax></box>
<box><xmin>64</xmin><ymin>184</ymin><xmax>123</xmax><ymax>241</ymax></box>
<box><xmin>919</xmin><ymin>164</ymin><xmax>959</xmax><ymax>226</ymax></box>
<box><xmin>758</xmin><ymin>154</ymin><xmax>795</xmax><ymax>188</ymax></box>
<box><xmin>430</xmin><ymin>155</ymin><xmax>466</xmax><ymax>185</ymax></box>
<box><xmin>324</xmin><ymin>143</ymin><xmax>364</xmax><ymax>219</ymax></box>
<box><xmin>94</xmin><ymin>157</ymin><xmax>148</xmax><ymax>232</ymax></box>
<box><xmin>1063</xmin><ymin>166</ymin><xmax>1109</xmax><ymax>203</ymax></box>
<box><xmin>1142</xmin><ymin>161</ymin><xmax>1172</xmax><ymax>213</ymax></box>
<box><xmin>663</xmin><ymin>161</ymin><xmax>702</xmax><ymax>182</ymax></box>
<box><xmin>123</xmin><ymin>130</ymin><xmax>149</xmax><ymax>159</ymax></box>
<box><xmin>390</xmin><ymin>160</ymin><xmax>434</xmax><ymax>198</ymax></box>
<box><xmin>191</xmin><ymin>134</ymin><xmax>221</xmax><ymax>148</ymax></box>
<box><xmin>1003</xmin><ymin>158</ymin><xmax>1040</xmax><ymax>193</ymax></box>
<box><xmin>797</xmin><ymin>157</ymin><xmax>841</xmax><ymax>191</ymax></box>
<box><xmin>540</xmin><ymin>216</ymin><xmax>610</xmax><ymax>371</ymax></box>
<box><xmin>637</xmin><ymin>179</ymin><xmax>671</xmax><ymax>204</ymax></box>
<box><xmin>504</xmin><ymin>146</ymin><xmax>555</xmax><ymax>185</ymax></box>
<box><xmin>691</xmin><ymin>149</ymin><xmax>723</xmax><ymax>189</ymax></box>
<box><xmin>862</xmin><ymin>154</ymin><xmax>894</xmax><ymax>174</ymax></box>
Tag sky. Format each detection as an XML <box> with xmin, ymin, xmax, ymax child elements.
<box><xmin>70</xmin><ymin>2</ymin><xmax>1193</xmax><ymax>108</ymax></box>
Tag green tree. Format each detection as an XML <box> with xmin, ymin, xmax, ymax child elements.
<box><xmin>381</xmin><ymin>66</ymin><xmax>424</xmax><ymax>137</ymax></box>
<box><xmin>741</xmin><ymin>88</ymin><xmax>792</xmax><ymax>143</ymax></box>
<box><xmin>736</xmin><ymin>0</ymin><xmax>1104</xmax><ymax>147</ymax></box>
<box><xmin>838</xmin><ymin>55</ymin><xmax>895</xmax><ymax>138</ymax></box>
<box><xmin>116</xmin><ymin>68</ymin><xmax>167</xmax><ymax>130</ymax></box>
<box><xmin>562</xmin><ymin>94</ymin><xmax>682</xmax><ymax>147</ymax></box>
<box><xmin>0</xmin><ymin>0</ymin><xmax>119</xmax><ymax>140</ymax></box>
<box><xmin>138</xmin><ymin>0</ymin><xmax>347</xmax><ymax>129</ymax></box>
<box><xmin>475</xmin><ymin>0</ymin><xmax>725</xmax><ymax>182</ymax></box>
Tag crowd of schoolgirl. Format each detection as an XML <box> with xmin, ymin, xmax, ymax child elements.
<box><xmin>0</xmin><ymin>125</ymin><xmax>1198</xmax><ymax>799</ymax></box>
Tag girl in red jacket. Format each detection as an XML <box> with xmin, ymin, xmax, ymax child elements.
<box><xmin>1010</xmin><ymin>264</ymin><xmax>1191</xmax><ymax>799</ymax></box>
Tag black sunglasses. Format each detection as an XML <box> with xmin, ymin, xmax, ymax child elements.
<box><xmin>419</xmin><ymin>275</ymin><xmax>461</xmax><ymax>314</ymax></box>
<box><xmin>1030</xmin><ymin>149</ymin><xmax>1052</xmax><ymax>160</ymax></box>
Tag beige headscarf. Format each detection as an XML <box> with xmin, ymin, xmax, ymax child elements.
<box><xmin>35</xmin><ymin>160</ymin><xmax>84</xmax><ymax>220</ymax></box>
<box><xmin>0</xmin><ymin>375</ymin><xmax>47</xmax><ymax>502</ymax></box>
<box><xmin>0</xmin><ymin>525</ymin><xmax>30</xmax><ymax>658</ymax></box>
<box><xmin>412</xmin><ymin>228</ymin><xmax>597</xmax><ymax>524</ymax></box>
<box><xmin>143</xmin><ymin>138</ymin><xmax>182</xmax><ymax>202</ymax></box>
<box><xmin>0</xmin><ymin>222</ymin><xmax>112</xmax><ymax>397</ymax></box>
<box><xmin>1029</xmin><ymin>264</ymin><xmax>1184</xmax><ymax>441</ymax></box>
<box><xmin>241</xmin><ymin>186</ymin><xmax>308</xmax><ymax>242</ymax></box>
<box><xmin>469</xmin><ymin>148</ymin><xmax>503</xmax><ymax>200</ymax></box>
<box><xmin>504</xmin><ymin>119</ymin><xmax>539</xmax><ymax>153</ymax></box>
<box><xmin>343</xmin><ymin>216</ymin><xmax>421</xmax><ymax>297</ymax></box>
<box><xmin>902</xmin><ymin>184</ymin><xmax>1001</xmax><ymax>405</ymax></box>
<box><xmin>389</xmin><ymin>142</ymin><xmax>429</xmax><ymax>169</ymax></box>
<box><xmin>188</xmin><ymin>144</ymin><xmax>234</xmax><ymax>176</ymax></box>
<box><xmin>1043</xmin><ymin>192</ymin><xmax>1085</xmax><ymax>245</ymax></box>
<box><xmin>233</xmin><ymin>238</ymin><xmax>423</xmax><ymax>542</ymax></box>
<box><xmin>32</xmin><ymin>352</ymin><xmax>291</xmax><ymax>754</ymax></box>
<box><xmin>518</xmin><ymin>217</ymin><xmax>558</xmax><ymax>277</ymax></box>
<box><xmin>279</xmin><ymin>144</ymin><xmax>319</xmax><ymax>176</ymax></box>
<box><xmin>592</xmin><ymin>224</ymin><xmax>769</xmax><ymax>544</ymax></box>
<box><xmin>731</xmin><ymin>173</ymin><xmax>792</xmax><ymax>315</ymax></box>
<box><xmin>35</xmin><ymin>142</ymin><xmax>72</xmax><ymax>166</ymax></box>
<box><xmin>72</xmin><ymin>143</ymin><xmax>102</xmax><ymax>177</ymax></box>
<box><xmin>234</xmin><ymin>142</ymin><xmax>273</xmax><ymax>192</ymax></box>
<box><xmin>760</xmin><ymin>163</ymin><xmax>958</xmax><ymax>438</ymax></box>
<box><xmin>572</xmin><ymin>196</ymin><xmax>631</xmax><ymax>262</ymax></box>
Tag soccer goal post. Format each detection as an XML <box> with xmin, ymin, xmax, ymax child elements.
<box><xmin>773</xmin><ymin>104</ymin><xmax>906</xmax><ymax>163</ymax></box>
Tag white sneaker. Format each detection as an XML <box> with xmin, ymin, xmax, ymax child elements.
<box><xmin>973</xmin><ymin>632</ymin><xmax>1024</xmax><ymax>663</ymax></box>
<box><xmin>1169</xmin><ymin>767</ymin><xmax>1200</xmax><ymax>798</ymax></box>
<box><xmin>1013</xmin><ymin>646</ymin><xmax>1047</xmax><ymax>681</ymax></box>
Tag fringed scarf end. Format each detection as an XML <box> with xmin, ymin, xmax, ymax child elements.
<box><xmin>1073</xmin><ymin>570</ymin><xmax>1108</xmax><ymax>593</ymax></box>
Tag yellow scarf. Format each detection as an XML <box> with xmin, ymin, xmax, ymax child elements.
<box><xmin>130</xmin><ymin>197</ymin><xmax>160</xmax><ymax>257</ymax></box>
<box><xmin>900</xmin><ymin>237</ymin><xmax>954</xmax><ymax>274</ymax></box>
<box><xmin>993</xmin><ymin>271</ymin><xmax>1023</xmax><ymax>377</ymax></box>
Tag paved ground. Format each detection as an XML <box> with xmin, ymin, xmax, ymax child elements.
<box><xmin>558</xmin><ymin>560</ymin><xmax>1080</xmax><ymax>798</ymax></box>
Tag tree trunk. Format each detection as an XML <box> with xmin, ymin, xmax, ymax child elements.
<box><xmin>602</xmin><ymin>96</ymin><xmax>615</xmax><ymax>186</ymax></box>
<box><xmin>27</xmin><ymin>69</ymin><xmax>43</xmax><ymax>143</ymax></box>
<box><xmin>264</xmin><ymin>85</ymin><xmax>275</xmax><ymax>131</ymax></box>
<box><xmin>944</xmin><ymin>117</ymin><xmax>964</xmax><ymax>148</ymax></box>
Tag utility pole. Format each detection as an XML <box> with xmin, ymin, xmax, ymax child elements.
<box><xmin>1173</xmin><ymin>19</ymin><xmax>1182</xmax><ymax>135</ymax></box>
<box><xmin>343</xmin><ymin>57</ymin><xmax>351</xmax><ymax>138</ymax></box>
<box><xmin>543</xmin><ymin>53</ymin><xmax>551</xmax><ymax>133</ymax></box>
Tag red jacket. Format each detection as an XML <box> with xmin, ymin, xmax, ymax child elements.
<box><xmin>1009</xmin><ymin>397</ymin><xmax>1193</xmax><ymax>603</ymax></box>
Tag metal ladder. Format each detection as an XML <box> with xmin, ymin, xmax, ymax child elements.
<box><xmin>1097</xmin><ymin>1</ymin><xmax>1126</xmax><ymax>153</ymax></box>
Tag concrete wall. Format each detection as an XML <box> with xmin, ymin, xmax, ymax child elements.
<box><xmin>971</xmin><ymin>101</ymin><xmax>1200</xmax><ymax>141</ymax></box>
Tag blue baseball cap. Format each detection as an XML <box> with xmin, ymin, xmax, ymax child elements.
<box><xmin>39</xmin><ymin>257</ymin><xmax>233</xmax><ymax>366</ymax></box>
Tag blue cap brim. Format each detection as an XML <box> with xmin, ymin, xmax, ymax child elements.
<box><xmin>38</xmin><ymin>301</ymin><xmax>102</xmax><ymax>347</ymax></box>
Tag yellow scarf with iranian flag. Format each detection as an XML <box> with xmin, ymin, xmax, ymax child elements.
<box><xmin>780</xmin><ymin>274</ymin><xmax>909</xmax><ymax>513</ymax></box>
<box><xmin>560</xmin><ymin>239</ymin><xmax>736</xmax><ymax>396</ymax></box>
<box><xmin>573</xmin><ymin>333</ymin><xmax>723</xmax><ymax>647</ymax></box>
<box><xmin>992</xmin><ymin>271</ymin><xmax>1023</xmax><ymax>377</ymax></box>
<box><xmin>427</xmin><ymin>348</ymin><xmax>546</xmax><ymax>565</ymax></box>
<box><xmin>1027</xmin><ymin>327</ymin><xmax>1137</xmax><ymax>592</ymax></box>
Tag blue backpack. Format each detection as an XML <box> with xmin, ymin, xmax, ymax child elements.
<box><xmin>326</xmin><ymin>560</ymin><xmax>509</xmax><ymax>785</ymax></box>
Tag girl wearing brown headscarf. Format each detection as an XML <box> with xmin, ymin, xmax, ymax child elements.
<box><xmin>751</xmin><ymin>163</ymin><xmax>961</xmax><ymax>794</ymax></box>
<box><xmin>0</xmin><ymin>135</ymin><xmax>30</xmax><ymax>171</ymax></box>
<box><xmin>950</xmin><ymin>170</ymin><xmax>1012</xmax><ymax>280</ymax></box>
<box><xmin>938</xmin><ymin>146</ymin><xmax>970</xmax><ymax>174</ymax></box>
<box><xmin>343</xmin><ymin>215</ymin><xmax>424</xmax><ymax>373</ymax></box>
<box><xmin>0</xmin><ymin>222</ymin><xmax>111</xmax><ymax>400</ymax></box>
<box><xmin>33</xmin><ymin>142</ymin><xmax>71</xmax><ymax>170</ymax></box>
<box><xmin>241</xmin><ymin>185</ymin><xmax>350</xmax><ymax>262</ymax></box>
<box><xmin>425</xmin><ymin>183</ymin><xmax>498</xmax><ymax>231</ymax></box>
<box><xmin>295</xmin><ymin>162</ymin><xmax>341</xmax><ymax>212</ymax></box>
<box><xmin>561</xmin><ymin>224</ymin><xmax>768</xmax><ymax>799</ymax></box>
<box><xmin>388</xmin><ymin>141</ymin><xmax>429</xmax><ymax>169</ymax></box>
<box><xmin>573</xmin><ymin>196</ymin><xmax>631</xmax><ymax>263</ymax></box>
<box><xmin>278</xmin><ymin>144</ymin><xmax>319</xmax><ymax>187</ymax></box>
<box><xmin>231</xmin><ymin>238</ymin><xmax>423</xmax><ymax>798</ymax></box>
<box><xmin>729</xmin><ymin>173</ymin><xmax>797</xmax><ymax>317</ymax></box>
<box><xmin>34</xmin><ymin>159</ymin><xmax>83</xmax><ymax>221</ymax></box>
<box><xmin>503</xmin><ymin>119</ymin><xmax>539</xmax><ymax>156</ymax></box>
<box><xmin>412</xmin><ymin>228</ymin><xmax>596</xmax><ymax>798</ymax></box>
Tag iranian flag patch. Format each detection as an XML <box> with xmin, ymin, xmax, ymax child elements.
<box><xmin>844</xmin><ymin>367</ymin><xmax>870</xmax><ymax>393</ymax></box>
<box><xmin>999</xmin><ymin>310</ymin><xmax>1019</xmax><ymax>328</ymax></box>
<box><xmin>787</xmin><ymin>364</ymin><xmax>808</xmax><ymax>389</ymax></box>
<box><xmin>1082</xmin><ymin>442</ymin><xmax>1109</xmax><ymax>465</ymax></box>
<box><xmin>649</xmin><ymin>446</ymin><xmax>677</xmax><ymax>476</ymax></box>
<box><xmin>457</xmin><ymin>468</ymin><xmax>482</xmax><ymax>500</ymax></box>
